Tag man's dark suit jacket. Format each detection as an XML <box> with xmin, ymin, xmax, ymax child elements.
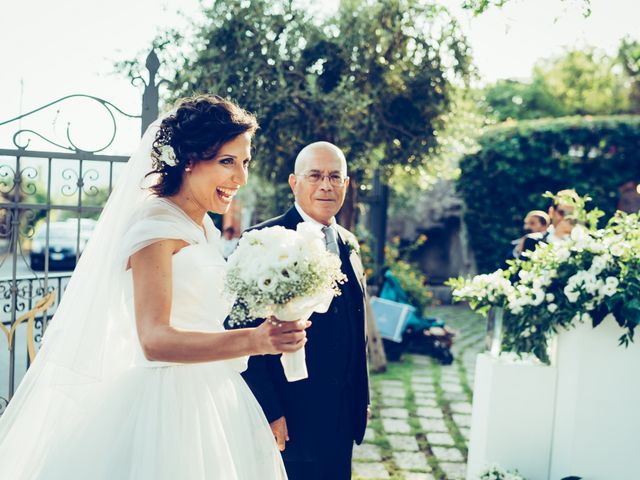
<box><xmin>240</xmin><ymin>206</ymin><xmax>370</xmax><ymax>464</ymax></box>
<box><xmin>521</xmin><ymin>231</ymin><xmax>550</xmax><ymax>257</ymax></box>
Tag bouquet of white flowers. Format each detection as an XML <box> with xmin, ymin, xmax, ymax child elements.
<box><xmin>225</xmin><ymin>223</ymin><xmax>347</xmax><ymax>381</ymax></box>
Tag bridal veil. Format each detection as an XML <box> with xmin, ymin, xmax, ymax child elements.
<box><xmin>0</xmin><ymin>119</ymin><xmax>163</xmax><ymax>476</ymax></box>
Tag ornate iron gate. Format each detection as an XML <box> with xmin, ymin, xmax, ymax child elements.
<box><xmin>0</xmin><ymin>50</ymin><xmax>162</xmax><ymax>412</ymax></box>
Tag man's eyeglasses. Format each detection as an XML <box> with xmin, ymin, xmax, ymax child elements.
<box><xmin>297</xmin><ymin>172</ymin><xmax>348</xmax><ymax>186</ymax></box>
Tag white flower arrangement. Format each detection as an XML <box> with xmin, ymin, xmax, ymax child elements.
<box><xmin>225</xmin><ymin>223</ymin><xmax>347</xmax><ymax>380</ymax></box>
<box><xmin>159</xmin><ymin>144</ymin><xmax>178</xmax><ymax>167</ymax></box>
<box><xmin>479</xmin><ymin>464</ymin><xmax>527</xmax><ymax>480</ymax></box>
<box><xmin>449</xmin><ymin>207</ymin><xmax>640</xmax><ymax>363</ymax></box>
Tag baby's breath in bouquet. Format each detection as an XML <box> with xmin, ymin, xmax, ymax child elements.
<box><xmin>225</xmin><ymin>223</ymin><xmax>346</xmax><ymax>381</ymax></box>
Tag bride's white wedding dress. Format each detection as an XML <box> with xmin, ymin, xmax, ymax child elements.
<box><xmin>0</xmin><ymin>118</ymin><xmax>285</xmax><ymax>479</ymax></box>
<box><xmin>29</xmin><ymin>197</ymin><xmax>287</xmax><ymax>479</ymax></box>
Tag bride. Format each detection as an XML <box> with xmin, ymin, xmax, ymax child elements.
<box><xmin>0</xmin><ymin>95</ymin><xmax>307</xmax><ymax>479</ymax></box>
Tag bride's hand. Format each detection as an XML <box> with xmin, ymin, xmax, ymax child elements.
<box><xmin>251</xmin><ymin>318</ymin><xmax>310</xmax><ymax>355</ymax></box>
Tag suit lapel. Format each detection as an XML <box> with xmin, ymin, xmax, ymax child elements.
<box><xmin>280</xmin><ymin>206</ymin><xmax>304</xmax><ymax>230</ymax></box>
<box><xmin>337</xmin><ymin>227</ymin><xmax>366</xmax><ymax>295</ymax></box>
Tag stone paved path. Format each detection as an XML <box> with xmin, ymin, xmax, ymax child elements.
<box><xmin>352</xmin><ymin>305</ymin><xmax>486</xmax><ymax>480</ymax></box>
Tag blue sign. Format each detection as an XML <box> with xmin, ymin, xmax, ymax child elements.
<box><xmin>370</xmin><ymin>297</ymin><xmax>415</xmax><ymax>343</ymax></box>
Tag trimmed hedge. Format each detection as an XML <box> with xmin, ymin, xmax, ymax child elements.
<box><xmin>458</xmin><ymin>115</ymin><xmax>640</xmax><ymax>272</ymax></box>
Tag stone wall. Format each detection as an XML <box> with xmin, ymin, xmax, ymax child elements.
<box><xmin>389</xmin><ymin>180</ymin><xmax>475</xmax><ymax>296</ymax></box>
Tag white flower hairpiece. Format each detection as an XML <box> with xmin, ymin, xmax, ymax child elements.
<box><xmin>159</xmin><ymin>144</ymin><xmax>178</xmax><ymax>167</ymax></box>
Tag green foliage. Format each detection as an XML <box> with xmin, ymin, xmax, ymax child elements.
<box><xmin>482</xmin><ymin>48</ymin><xmax>631</xmax><ymax>122</ymax></box>
<box><xmin>457</xmin><ymin>115</ymin><xmax>640</xmax><ymax>272</ymax></box>
<box><xmin>154</xmin><ymin>0</ymin><xmax>471</xmax><ymax>217</ymax></box>
<box><xmin>357</xmin><ymin>229</ymin><xmax>433</xmax><ymax>310</ymax></box>
<box><xmin>534</xmin><ymin>49</ymin><xmax>630</xmax><ymax>116</ymax></box>
<box><xmin>462</xmin><ymin>0</ymin><xmax>508</xmax><ymax>15</ymax></box>
<box><xmin>482</xmin><ymin>78</ymin><xmax>565</xmax><ymax>122</ymax></box>
<box><xmin>355</xmin><ymin>229</ymin><xmax>376</xmax><ymax>281</ymax></box>
<box><xmin>618</xmin><ymin>36</ymin><xmax>640</xmax><ymax>113</ymax></box>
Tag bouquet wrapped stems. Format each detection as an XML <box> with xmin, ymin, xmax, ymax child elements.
<box><xmin>269</xmin><ymin>291</ymin><xmax>334</xmax><ymax>381</ymax></box>
<box><xmin>279</xmin><ymin>317</ymin><xmax>309</xmax><ymax>381</ymax></box>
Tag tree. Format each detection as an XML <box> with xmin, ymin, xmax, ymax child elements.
<box><xmin>533</xmin><ymin>48</ymin><xmax>629</xmax><ymax>116</ymax></box>
<box><xmin>482</xmin><ymin>78</ymin><xmax>564</xmax><ymax>122</ymax></box>
<box><xmin>158</xmin><ymin>0</ymin><xmax>471</xmax><ymax>226</ymax></box>
<box><xmin>618</xmin><ymin>36</ymin><xmax>640</xmax><ymax>114</ymax></box>
<box><xmin>481</xmin><ymin>48</ymin><xmax>632</xmax><ymax>121</ymax></box>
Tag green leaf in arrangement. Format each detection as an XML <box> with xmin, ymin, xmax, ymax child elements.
<box><xmin>621</xmin><ymin>298</ymin><xmax>640</xmax><ymax>328</ymax></box>
<box><xmin>591</xmin><ymin>303</ymin><xmax>609</xmax><ymax>329</ymax></box>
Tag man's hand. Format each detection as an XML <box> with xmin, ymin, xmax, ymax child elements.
<box><xmin>270</xmin><ymin>416</ymin><xmax>289</xmax><ymax>451</ymax></box>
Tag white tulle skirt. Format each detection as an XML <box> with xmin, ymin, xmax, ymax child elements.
<box><xmin>31</xmin><ymin>362</ymin><xmax>286</xmax><ymax>480</ymax></box>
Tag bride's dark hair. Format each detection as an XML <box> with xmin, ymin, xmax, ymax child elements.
<box><xmin>149</xmin><ymin>94</ymin><xmax>258</xmax><ymax>197</ymax></box>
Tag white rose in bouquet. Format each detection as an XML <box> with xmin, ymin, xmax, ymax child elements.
<box><xmin>225</xmin><ymin>223</ymin><xmax>347</xmax><ymax>381</ymax></box>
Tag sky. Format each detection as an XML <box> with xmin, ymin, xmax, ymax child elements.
<box><xmin>1</xmin><ymin>0</ymin><xmax>639</xmax><ymax>155</ymax></box>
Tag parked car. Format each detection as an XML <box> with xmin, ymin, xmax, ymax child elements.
<box><xmin>29</xmin><ymin>219</ymin><xmax>96</xmax><ymax>271</ymax></box>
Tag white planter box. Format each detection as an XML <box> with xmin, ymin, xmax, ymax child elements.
<box><xmin>549</xmin><ymin>316</ymin><xmax>640</xmax><ymax>480</ymax></box>
<box><xmin>466</xmin><ymin>317</ymin><xmax>640</xmax><ymax>480</ymax></box>
<box><xmin>466</xmin><ymin>353</ymin><xmax>556</xmax><ymax>480</ymax></box>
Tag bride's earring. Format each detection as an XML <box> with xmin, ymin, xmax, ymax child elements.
<box><xmin>185</xmin><ymin>166</ymin><xmax>192</xmax><ymax>172</ymax></box>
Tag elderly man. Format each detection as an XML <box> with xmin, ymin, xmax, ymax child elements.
<box><xmin>240</xmin><ymin>142</ymin><xmax>369</xmax><ymax>480</ymax></box>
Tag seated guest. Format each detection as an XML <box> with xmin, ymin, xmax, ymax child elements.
<box><xmin>509</xmin><ymin>210</ymin><xmax>550</xmax><ymax>260</ymax></box>
<box><xmin>521</xmin><ymin>189</ymin><xmax>580</xmax><ymax>256</ymax></box>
